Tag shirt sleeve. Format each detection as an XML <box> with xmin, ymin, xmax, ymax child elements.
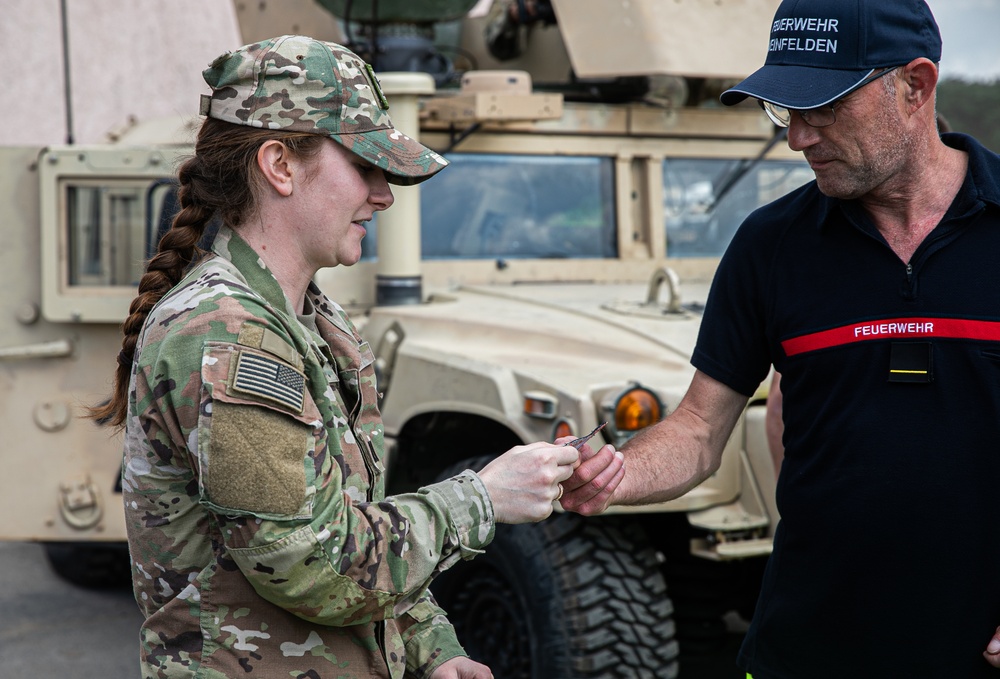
<box><xmin>210</xmin><ymin>411</ymin><xmax>496</xmax><ymax>629</ymax></box>
<box><xmin>690</xmin><ymin>208</ymin><xmax>776</xmax><ymax>396</ymax></box>
<box><xmin>398</xmin><ymin>593</ymin><xmax>468</xmax><ymax>678</ymax></box>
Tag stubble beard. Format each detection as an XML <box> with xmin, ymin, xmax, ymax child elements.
<box><xmin>814</xmin><ymin>91</ymin><xmax>915</xmax><ymax>201</ymax></box>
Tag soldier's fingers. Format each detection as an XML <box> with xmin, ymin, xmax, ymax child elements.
<box><xmin>516</xmin><ymin>441</ymin><xmax>579</xmax><ymax>469</ymax></box>
<box><xmin>555</xmin><ymin>462</ymin><xmax>577</xmax><ymax>483</ymax></box>
<box><xmin>554</xmin><ymin>436</ymin><xmax>595</xmax><ymax>467</ymax></box>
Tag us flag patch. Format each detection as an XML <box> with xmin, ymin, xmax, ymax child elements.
<box><xmin>232</xmin><ymin>351</ymin><xmax>305</xmax><ymax>413</ymax></box>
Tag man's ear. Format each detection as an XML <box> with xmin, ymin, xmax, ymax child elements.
<box><xmin>900</xmin><ymin>58</ymin><xmax>939</xmax><ymax>115</ymax></box>
<box><xmin>256</xmin><ymin>140</ymin><xmax>295</xmax><ymax>197</ymax></box>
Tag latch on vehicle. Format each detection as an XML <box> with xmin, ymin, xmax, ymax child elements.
<box><xmin>58</xmin><ymin>473</ymin><xmax>103</xmax><ymax>530</ymax></box>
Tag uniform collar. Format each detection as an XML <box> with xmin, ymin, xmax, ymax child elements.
<box><xmin>211</xmin><ymin>226</ymin><xmax>359</xmax><ymax>341</ymax></box>
<box><xmin>945</xmin><ymin>132</ymin><xmax>1000</xmax><ymax>209</ymax></box>
<box><xmin>211</xmin><ymin>226</ymin><xmax>298</xmax><ymax>318</ymax></box>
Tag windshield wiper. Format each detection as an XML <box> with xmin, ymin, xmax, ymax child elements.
<box><xmin>707</xmin><ymin>127</ymin><xmax>788</xmax><ymax>212</ymax></box>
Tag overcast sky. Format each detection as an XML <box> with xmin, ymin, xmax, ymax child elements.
<box><xmin>925</xmin><ymin>0</ymin><xmax>1000</xmax><ymax>82</ymax></box>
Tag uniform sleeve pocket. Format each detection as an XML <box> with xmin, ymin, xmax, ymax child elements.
<box><xmin>199</xmin><ymin>344</ymin><xmax>322</xmax><ymax>519</ymax></box>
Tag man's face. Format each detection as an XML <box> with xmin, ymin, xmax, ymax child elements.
<box><xmin>786</xmin><ymin>72</ymin><xmax>913</xmax><ymax>200</ymax></box>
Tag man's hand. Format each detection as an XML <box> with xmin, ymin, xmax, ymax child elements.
<box><xmin>556</xmin><ymin>439</ymin><xmax>625</xmax><ymax>515</ymax></box>
<box><xmin>984</xmin><ymin>626</ymin><xmax>1000</xmax><ymax>668</ymax></box>
<box><xmin>430</xmin><ymin>655</ymin><xmax>493</xmax><ymax>678</ymax></box>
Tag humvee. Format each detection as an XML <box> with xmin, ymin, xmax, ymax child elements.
<box><xmin>0</xmin><ymin>0</ymin><xmax>812</xmax><ymax>676</ymax></box>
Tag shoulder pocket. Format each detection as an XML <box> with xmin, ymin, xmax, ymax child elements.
<box><xmin>199</xmin><ymin>343</ymin><xmax>321</xmax><ymax>518</ymax></box>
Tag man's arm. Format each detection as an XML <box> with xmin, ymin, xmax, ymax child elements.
<box><xmin>560</xmin><ymin>370</ymin><xmax>749</xmax><ymax>514</ymax></box>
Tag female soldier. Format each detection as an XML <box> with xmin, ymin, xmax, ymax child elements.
<box><xmin>92</xmin><ymin>35</ymin><xmax>622</xmax><ymax>679</ymax></box>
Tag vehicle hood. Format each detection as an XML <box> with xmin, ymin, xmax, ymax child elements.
<box><xmin>364</xmin><ymin>280</ymin><xmax>714</xmax><ymax>396</ymax></box>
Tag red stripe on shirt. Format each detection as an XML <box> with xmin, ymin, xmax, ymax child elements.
<box><xmin>781</xmin><ymin>317</ymin><xmax>1000</xmax><ymax>357</ymax></box>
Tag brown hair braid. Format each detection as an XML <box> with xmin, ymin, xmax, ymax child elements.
<box><xmin>90</xmin><ymin>118</ymin><xmax>325</xmax><ymax>427</ymax></box>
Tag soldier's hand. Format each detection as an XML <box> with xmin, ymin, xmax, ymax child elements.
<box><xmin>556</xmin><ymin>440</ymin><xmax>625</xmax><ymax>516</ymax></box>
<box><xmin>430</xmin><ymin>655</ymin><xmax>493</xmax><ymax>678</ymax></box>
<box><xmin>478</xmin><ymin>442</ymin><xmax>578</xmax><ymax>524</ymax></box>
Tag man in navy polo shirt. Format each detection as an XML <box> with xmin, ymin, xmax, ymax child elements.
<box><xmin>560</xmin><ymin>0</ymin><xmax>1000</xmax><ymax>676</ymax></box>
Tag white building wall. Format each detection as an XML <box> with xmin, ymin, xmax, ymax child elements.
<box><xmin>3</xmin><ymin>0</ymin><xmax>242</xmax><ymax>146</ymax></box>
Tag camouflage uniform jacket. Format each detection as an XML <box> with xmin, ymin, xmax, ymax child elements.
<box><xmin>123</xmin><ymin>226</ymin><xmax>495</xmax><ymax>678</ymax></box>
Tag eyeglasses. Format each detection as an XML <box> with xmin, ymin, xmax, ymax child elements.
<box><xmin>760</xmin><ymin>67</ymin><xmax>899</xmax><ymax>128</ymax></box>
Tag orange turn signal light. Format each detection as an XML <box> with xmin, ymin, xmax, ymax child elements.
<box><xmin>614</xmin><ymin>388</ymin><xmax>662</xmax><ymax>431</ymax></box>
<box><xmin>553</xmin><ymin>419</ymin><xmax>574</xmax><ymax>440</ymax></box>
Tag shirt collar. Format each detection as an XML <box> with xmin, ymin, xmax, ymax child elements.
<box><xmin>943</xmin><ymin>132</ymin><xmax>1000</xmax><ymax>209</ymax></box>
<box><xmin>210</xmin><ymin>225</ymin><xmax>296</xmax><ymax>317</ymax></box>
<box><xmin>818</xmin><ymin>132</ymin><xmax>1000</xmax><ymax>231</ymax></box>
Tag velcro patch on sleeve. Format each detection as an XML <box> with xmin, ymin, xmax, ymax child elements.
<box><xmin>205</xmin><ymin>401</ymin><xmax>309</xmax><ymax>516</ymax></box>
<box><xmin>231</xmin><ymin>350</ymin><xmax>306</xmax><ymax>413</ymax></box>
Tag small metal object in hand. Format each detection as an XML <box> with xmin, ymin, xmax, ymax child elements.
<box><xmin>563</xmin><ymin>422</ymin><xmax>607</xmax><ymax>450</ymax></box>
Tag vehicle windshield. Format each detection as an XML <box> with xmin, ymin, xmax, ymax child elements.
<box><xmin>359</xmin><ymin>154</ymin><xmax>813</xmax><ymax>263</ymax></box>
<box><xmin>362</xmin><ymin>153</ymin><xmax>617</xmax><ymax>260</ymax></box>
<box><xmin>664</xmin><ymin>158</ymin><xmax>814</xmax><ymax>257</ymax></box>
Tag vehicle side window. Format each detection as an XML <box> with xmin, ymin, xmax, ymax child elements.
<box><xmin>66</xmin><ymin>183</ymin><xmax>150</xmax><ymax>287</ymax></box>
<box><xmin>65</xmin><ymin>180</ymin><xmax>219</xmax><ymax>288</ymax></box>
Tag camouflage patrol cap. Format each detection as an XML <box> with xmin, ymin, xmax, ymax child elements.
<box><xmin>201</xmin><ymin>35</ymin><xmax>447</xmax><ymax>186</ymax></box>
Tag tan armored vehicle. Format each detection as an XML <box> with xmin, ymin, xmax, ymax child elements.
<box><xmin>0</xmin><ymin>0</ymin><xmax>811</xmax><ymax>676</ymax></box>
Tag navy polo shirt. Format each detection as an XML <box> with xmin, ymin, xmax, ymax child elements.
<box><xmin>693</xmin><ymin>134</ymin><xmax>1000</xmax><ymax>678</ymax></box>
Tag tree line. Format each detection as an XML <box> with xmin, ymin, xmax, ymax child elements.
<box><xmin>937</xmin><ymin>78</ymin><xmax>1000</xmax><ymax>152</ymax></box>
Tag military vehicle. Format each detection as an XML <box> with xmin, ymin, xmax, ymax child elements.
<box><xmin>0</xmin><ymin>0</ymin><xmax>813</xmax><ymax>676</ymax></box>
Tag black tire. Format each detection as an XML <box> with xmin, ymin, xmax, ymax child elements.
<box><xmin>43</xmin><ymin>542</ymin><xmax>132</xmax><ymax>589</ymax></box>
<box><xmin>657</xmin><ymin>516</ymin><xmax>767</xmax><ymax>654</ymax></box>
<box><xmin>431</xmin><ymin>458</ymin><xmax>679</xmax><ymax>678</ymax></box>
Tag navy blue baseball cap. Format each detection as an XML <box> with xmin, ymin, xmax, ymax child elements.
<box><xmin>721</xmin><ymin>0</ymin><xmax>942</xmax><ymax>109</ymax></box>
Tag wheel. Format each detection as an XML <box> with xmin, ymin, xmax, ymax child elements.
<box><xmin>43</xmin><ymin>542</ymin><xmax>132</xmax><ymax>589</ymax></box>
<box><xmin>431</xmin><ymin>457</ymin><xmax>679</xmax><ymax>678</ymax></box>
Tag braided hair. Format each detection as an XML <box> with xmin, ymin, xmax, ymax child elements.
<box><xmin>90</xmin><ymin>118</ymin><xmax>325</xmax><ymax>427</ymax></box>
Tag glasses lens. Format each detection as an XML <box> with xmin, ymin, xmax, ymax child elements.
<box><xmin>761</xmin><ymin>101</ymin><xmax>791</xmax><ymax>127</ymax></box>
<box><xmin>801</xmin><ymin>106</ymin><xmax>836</xmax><ymax>127</ymax></box>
